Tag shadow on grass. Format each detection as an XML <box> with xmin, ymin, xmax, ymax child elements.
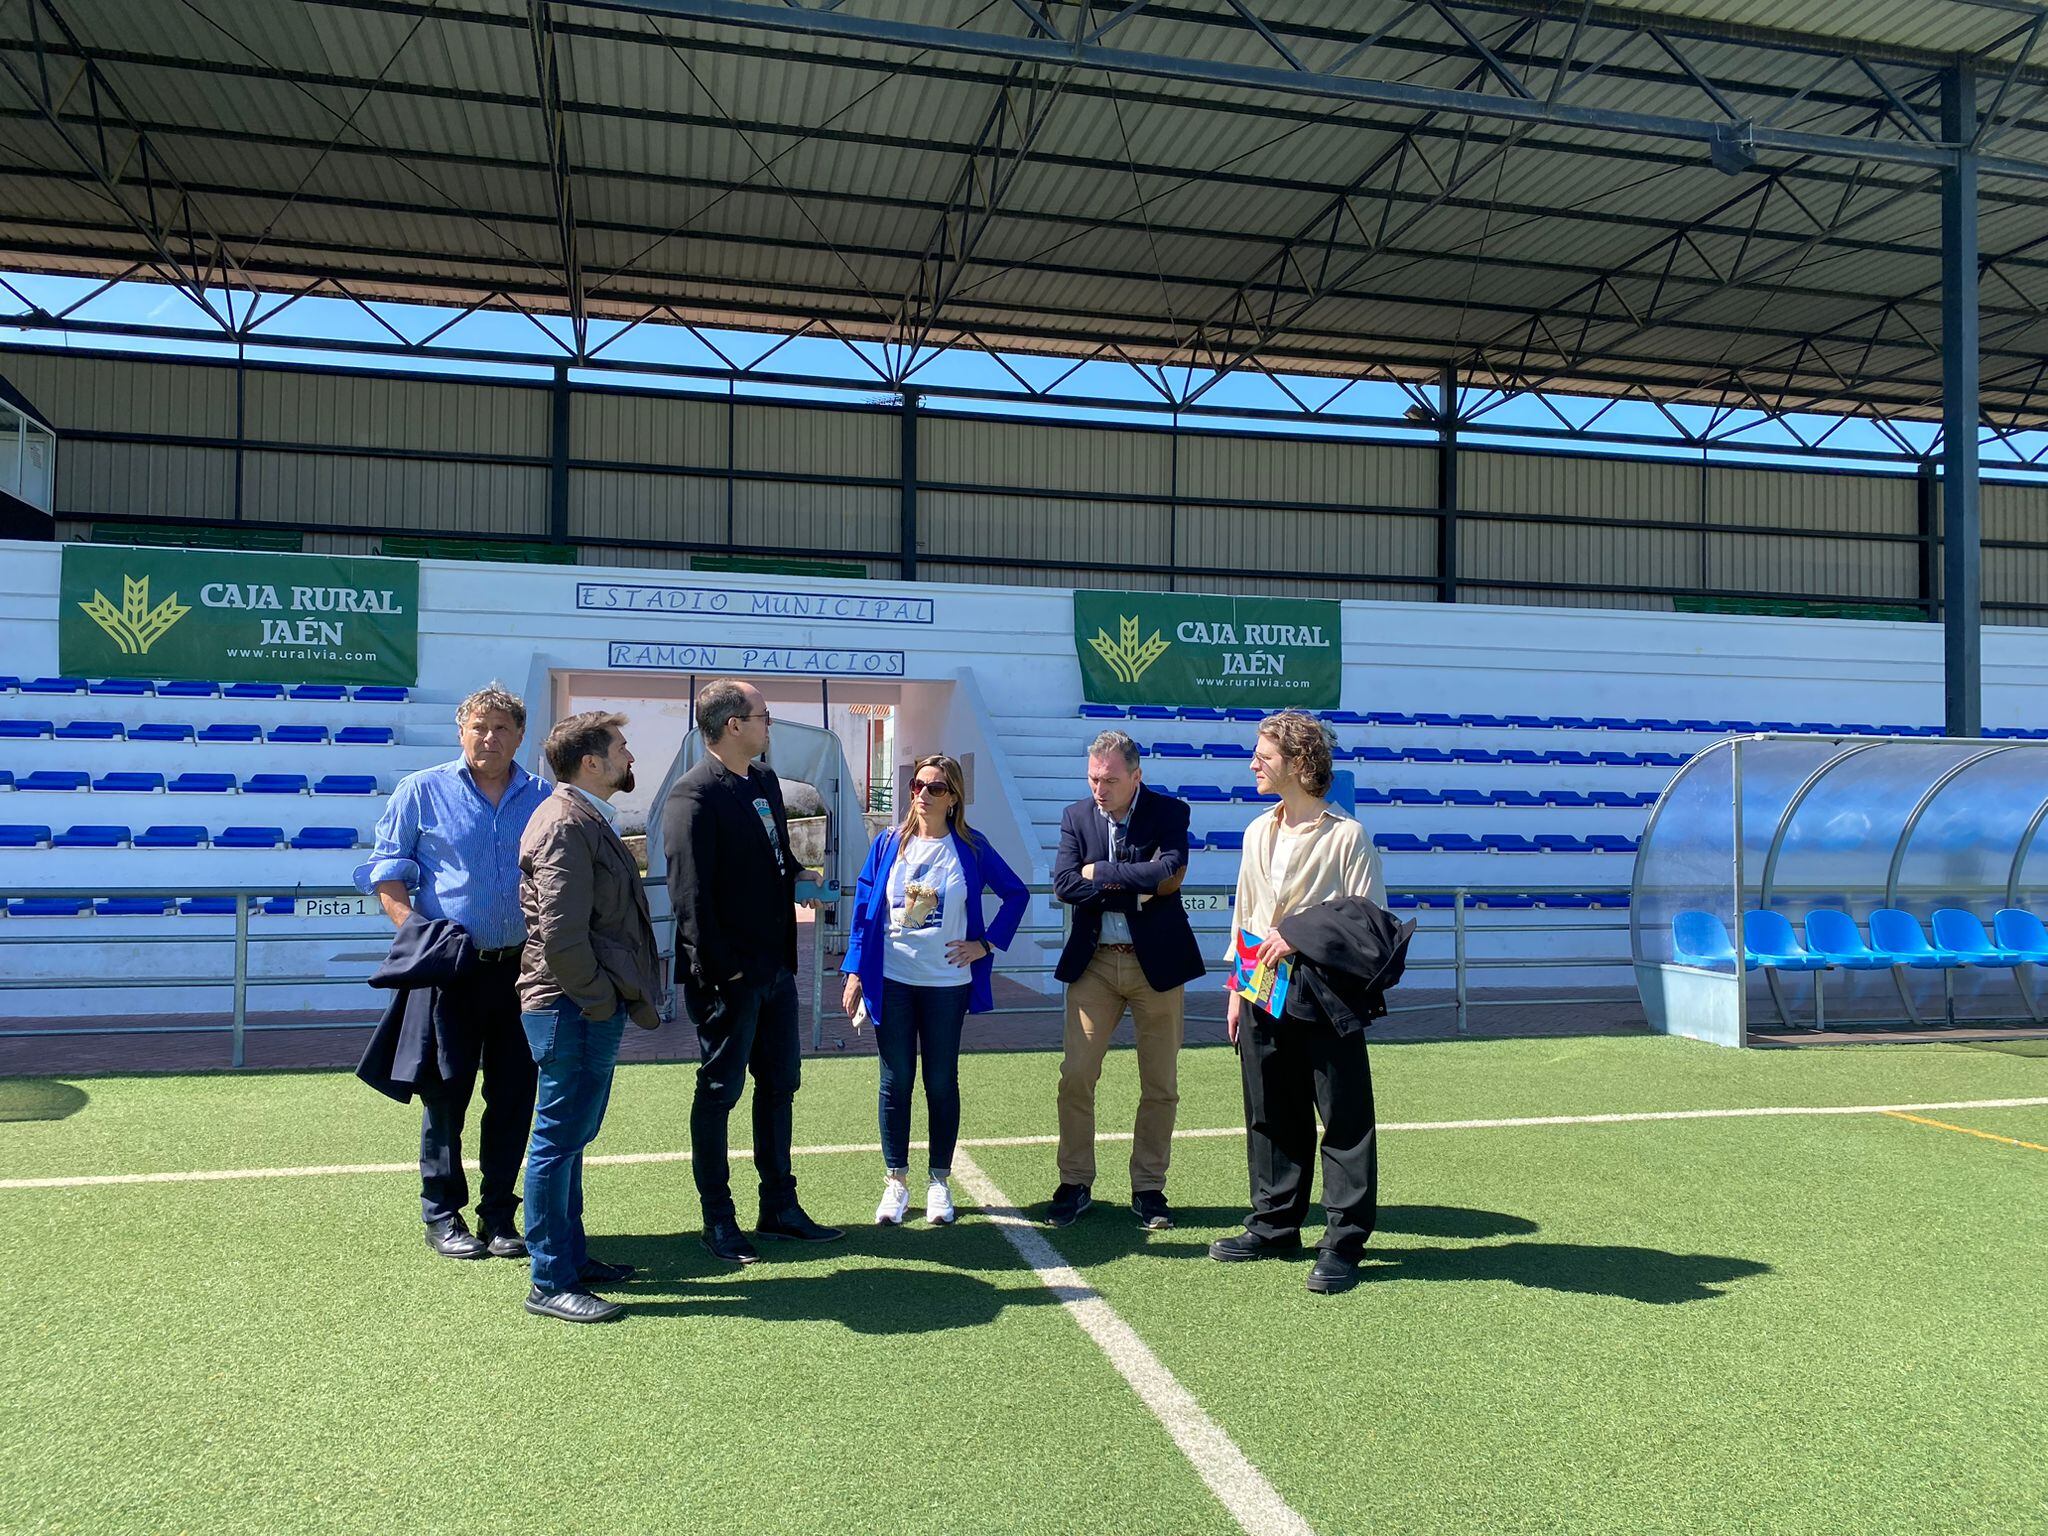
<box><xmin>0</xmin><ymin>1078</ymin><xmax>89</xmax><ymax>1122</ymax></box>
<box><xmin>596</xmin><ymin>1224</ymin><xmax>1059</xmax><ymax>1334</ymax></box>
<box><xmin>1044</xmin><ymin>1203</ymin><xmax>1540</xmax><ymax>1265</ymax></box>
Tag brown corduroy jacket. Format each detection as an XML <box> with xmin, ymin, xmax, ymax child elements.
<box><xmin>517</xmin><ymin>784</ymin><xmax>663</xmax><ymax>1029</ymax></box>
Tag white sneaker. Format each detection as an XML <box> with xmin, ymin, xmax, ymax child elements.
<box><xmin>875</xmin><ymin>1177</ymin><xmax>910</xmax><ymax>1226</ymax></box>
<box><xmin>925</xmin><ymin>1176</ymin><xmax>957</xmax><ymax>1226</ymax></box>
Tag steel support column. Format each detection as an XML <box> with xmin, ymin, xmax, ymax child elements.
<box><xmin>1436</xmin><ymin>364</ymin><xmax>1459</xmax><ymax>604</ymax></box>
<box><xmin>1916</xmin><ymin>457</ymin><xmax>1939</xmax><ymax>620</ymax></box>
<box><xmin>899</xmin><ymin>386</ymin><xmax>920</xmax><ymax>581</ymax></box>
<box><xmin>1942</xmin><ymin>64</ymin><xmax>1982</xmax><ymax>740</ymax></box>
<box><xmin>548</xmin><ymin>363</ymin><xmax>571</xmax><ymax>547</ymax></box>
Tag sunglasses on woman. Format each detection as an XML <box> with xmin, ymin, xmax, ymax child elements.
<box><xmin>910</xmin><ymin>779</ymin><xmax>952</xmax><ymax>796</ymax></box>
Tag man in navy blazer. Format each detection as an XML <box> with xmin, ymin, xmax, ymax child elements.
<box><xmin>1048</xmin><ymin>729</ymin><xmax>1207</xmax><ymax>1230</ymax></box>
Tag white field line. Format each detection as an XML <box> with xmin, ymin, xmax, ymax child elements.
<box><xmin>5</xmin><ymin>1096</ymin><xmax>2046</xmax><ymax>1192</ymax></box>
<box><xmin>952</xmin><ymin>1150</ymin><xmax>1315</xmax><ymax>1536</ymax></box>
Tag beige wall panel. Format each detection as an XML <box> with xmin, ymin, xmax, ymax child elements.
<box><xmin>54</xmin><ymin>441</ymin><xmax>233</xmax><ymax>521</ymax></box>
<box><xmin>921</xmin><ymin>491</ymin><xmax>1169</xmax><ymax>566</ymax></box>
<box><xmin>245</xmin><ymin>371</ymin><xmax>546</xmax><ymax>456</ymax></box>
<box><xmin>1707</xmin><ymin>464</ymin><xmax>1914</xmax><ymax>534</ymax></box>
<box><xmin>1982</xmin><ymin>482</ymin><xmax>2048</xmax><ymax>543</ymax></box>
<box><xmin>922</xmin><ymin>562</ymin><xmax>1173</xmax><ymax>592</ymax></box>
<box><xmin>732</xmin><ymin>482</ymin><xmax>894</xmax><ymax>553</ymax></box>
<box><xmin>1177</xmin><ymin>504</ymin><xmax>1434</xmax><ymax>578</ymax></box>
<box><xmin>922</xmin><ymin>417</ymin><xmax>1170</xmax><ymax>495</ymax></box>
<box><xmin>4</xmin><ymin>350</ymin><xmax>234</xmax><ymax>436</ymax></box>
<box><xmin>1704</xmin><ymin>531</ymin><xmax>1917</xmax><ymax>599</ymax></box>
<box><xmin>1176</xmin><ymin>433</ymin><xmax>1433</xmax><ymax>507</ymax></box>
<box><xmin>572</xmin><ymin>391</ymin><xmax>726</xmax><ymax>468</ymax></box>
<box><xmin>1460</xmin><ymin>450</ymin><xmax>1699</xmax><ymax>522</ymax></box>
<box><xmin>303</xmin><ymin>532</ymin><xmax>383</xmax><ymax>556</ymax></box>
<box><xmin>240</xmin><ymin>452</ymin><xmax>545</xmax><ymax>534</ymax></box>
<box><xmin>1463</xmin><ymin>518</ymin><xmax>1697</xmax><ymax>588</ymax></box>
<box><xmin>733</xmin><ymin>404</ymin><xmax>893</xmax><ymax>479</ymax></box>
<box><xmin>568</xmin><ymin>469</ymin><xmax>725</xmax><ymax>545</ymax></box>
<box><xmin>1465</xmin><ymin>586</ymin><xmax>1677</xmax><ymax>610</ymax></box>
<box><xmin>1176</xmin><ymin>573</ymin><xmax>1437</xmax><ymax>601</ymax></box>
<box><xmin>1985</xmin><ymin>548</ymin><xmax>2048</xmax><ymax>607</ymax></box>
<box><xmin>577</xmin><ymin>545</ymin><xmax>692</xmax><ymax>571</ymax></box>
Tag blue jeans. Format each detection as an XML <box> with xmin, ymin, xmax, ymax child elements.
<box><xmin>875</xmin><ymin>982</ymin><xmax>971</xmax><ymax>1175</ymax></box>
<box><xmin>520</xmin><ymin>1000</ymin><xmax>627</xmax><ymax>1294</ymax></box>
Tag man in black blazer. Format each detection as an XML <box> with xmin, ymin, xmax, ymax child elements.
<box><xmin>664</xmin><ymin>678</ymin><xmax>843</xmax><ymax>1265</ymax></box>
<box><xmin>1048</xmin><ymin>729</ymin><xmax>1207</xmax><ymax>1230</ymax></box>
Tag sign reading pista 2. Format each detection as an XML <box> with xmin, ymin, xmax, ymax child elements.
<box><xmin>60</xmin><ymin>545</ymin><xmax>420</xmax><ymax>685</ymax></box>
<box><xmin>1073</xmin><ymin>590</ymin><xmax>1340</xmax><ymax>708</ymax></box>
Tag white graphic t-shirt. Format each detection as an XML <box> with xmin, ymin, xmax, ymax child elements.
<box><xmin>883</xmin><ymin>835</ymin><xmax>970</xmax><ymax>988</ymax></box>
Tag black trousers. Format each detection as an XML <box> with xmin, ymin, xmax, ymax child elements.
<box><xmin>417</xmin><ymin>957</ymin><xmax>537</xmax><ymax>1231</ymax></box>
<box><xmin>1237</xmin><ymin>1003</ymin><xmax>1378</xmax><ymax>1259</ymax></box>
<box><xmin>685</xmin><ymin>967</ymin><xmax>802</xmax><ymax>1225</ymax></box>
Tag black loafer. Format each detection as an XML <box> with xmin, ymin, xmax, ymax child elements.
<box><xmin>579</xmin><ymin>1257</ymin><xmax>637</xmax><ymax>1286</ymax></box>
<box><xmin>757</xmin><ymin>1206</ymin><xmax>844</xmax><ymax>1243</ymax></box>
<box><xmin>483</xmin><ymin>1227</ymin><xmax>528</xmax><ymax>1260</ymax></box>
<box><xmin>525</xmin><ymin>1287</ymin><xmax>624</xmax><ymax>1324</ymax></box>
<box><xmin>1046</xmin><ymin>1183</ymin><xmax>1092</xmax><ymax>1228</ymax></box>
<box><xmin>702</xmin><ymin>1220</ymin><xmax>761</xmax><ymax>1265</ymax></box>
<box><xmin>1306</xmin><ymin>1251</ymin><xmax>1363</xmax><ymax>1295</ymax></box>
<box><xmin>1132</xmin><ymin>1190</ymin><xmax>1173</xmax><ymax>1231</ymax></box>
<box><xmin>425</xmin><ymin>1216</ymin><xmax>488</xmax><ymax>1260</ymax></box>
<box><xmin>1207</xmin><ymin>1229</ymin><xmax>1303</xmax><ymax>1263</ymax></box>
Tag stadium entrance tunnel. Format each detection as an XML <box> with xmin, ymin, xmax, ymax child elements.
<box><xmin>1632</xmin><ymin>735</ymin><xmax>2048</xmax><ymax>1045</ymax></box>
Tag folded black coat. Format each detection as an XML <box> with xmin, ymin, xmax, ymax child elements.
<box><xmin>356</xmin><ymin>914</ymin><xmax>480</xmax><ymax>1104</ymax></box>
<box><xmin>1275</xmin><ymin>896</ymin><xmax>1417</xmax><ymax>1035</ymax></box>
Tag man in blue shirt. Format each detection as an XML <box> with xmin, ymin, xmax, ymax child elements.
<box><xmin>356</xmin><ymin>683</ymin><xmax>548</xmax><ymax>1261</ymax></box>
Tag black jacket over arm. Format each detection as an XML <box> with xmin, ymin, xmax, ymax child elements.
<box><xmin>1052</xmin><ymin>789</ymin><xmax>1206</xmax><ymax>992</ymax></box>
<box><xmin>356</xmin><ymin>914</ymin><xmax>479</xmax><ymax>1103</ymax></box>
<box><xmin>663</xmin><ymin>754</ymin><xmax>800</xmax><ymax>989</ymax></box>
<box><xmin>1275</xmin><ymin>895</ymin><xmax>1416</xmax><ymax>1035</ymax></box>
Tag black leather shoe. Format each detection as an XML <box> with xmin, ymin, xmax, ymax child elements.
<box><xmin>1306</xmin><ymin>1251</ymin><xmax>1363</xmax><ymax>1295</ymax></box>
<box><xmin>1046</xmin><ymin>1183</ymin><xmax>1092</xmax><ymax>1228</ymax></box>
<box><xmin>525</xmin><ymin>1286</ymin><xmax>624</xmax><ymax>1324</ymax></box>
<box><xmin>1207</xmin><ymin>1229</ymin><xmax>1303</xmax><ymax>1263</ymax></box>
<box><xmin>702</xmin><ymin>1220</ymin><xmax>761</xmax><ymax>1265</ymax></box>
<box><xmin>1132</xmin><ymin>1189</ymin><xmax>1173</xmax><ymax>1231</ymax></box>
<box><xmin>579</xmin><ymin>1257</ymin><xmax>637</xmax><ymax>1286</ymax></box>
<box><xmin>482</xmin><ymin>1225</ymin><xmax>528</xmax><ymax>1260</ymax></box>
<box><xmin>757</xmin><ymin>1206</ymin><xmax>844</xmax><ymax>1243</ymax></box>
<box><xmin>425</xmin><ymin>1215</ymin><xmax>488</xmax><ymax>1260</ymax></box>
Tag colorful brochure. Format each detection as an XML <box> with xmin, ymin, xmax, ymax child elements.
<box><xmin>1230</xmin><ymin>928</ymin><xmax>1293</xmax><ymax>1016</ymax></box>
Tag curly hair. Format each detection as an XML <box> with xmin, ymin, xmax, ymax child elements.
<box><xmin>455</xmin><ymin>682</ymin><xmax>526</xmax><ymax>732</ymax></box>
<box><xmin>1257</xmin><ymin>709</ymin><xmax>1336</xmax><ymax>797</ymax></box>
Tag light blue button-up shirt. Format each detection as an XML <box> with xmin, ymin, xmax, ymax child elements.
<box><xmin>353</xmin><ymin>757</ymin><xmax>547</xmax><ymax>949</ymax></box>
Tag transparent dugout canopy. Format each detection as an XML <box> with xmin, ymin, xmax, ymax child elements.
<box><xmin>1631</xmin><ymin>736</ymin><xmax>2048</xmax><ymax>1045</ymax></box>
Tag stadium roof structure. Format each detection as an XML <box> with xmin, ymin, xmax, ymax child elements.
<box><xmin>3</xmin><ymin>0</ymin><xmax>2048</xmax><ymax>435</ymax></box>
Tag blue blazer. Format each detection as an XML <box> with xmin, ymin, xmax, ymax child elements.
<box><xmin>842</xmin><ymin>825</ymin><xmax>1030</xmax><ymax>1015</ymax></box>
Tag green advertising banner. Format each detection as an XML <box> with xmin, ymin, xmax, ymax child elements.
<box><xmin>60</xmin><ymin>545</ymin><xmax>420</xmax><ymax>685</ymax></box>
<box><xmin>1073</xmin><ymin>589</ymin><xmax>1341</xmax><ymax>708</ymax></box>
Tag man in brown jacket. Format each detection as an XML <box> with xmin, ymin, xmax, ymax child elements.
<box><xmin>516</xmin><ymin>710</ymin><xmax>662</xmax><ymax>1324</ymax></box>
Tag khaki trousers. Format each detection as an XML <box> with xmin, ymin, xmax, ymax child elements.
<box><xmin>1057</xmin><ymin>947</ymin><xmax>1185</xmax><ymax>1192</ymax></box>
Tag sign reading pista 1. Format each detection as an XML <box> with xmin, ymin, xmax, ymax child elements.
<box><xmin>1072</xmin><ymin>589</ymin><xmax>1340</xmax><ymax>709</ymax></box>
<box><xmin>59</xmin><ymin>545</ymin><xmax>420</xmax><ymax>685</ymax></box>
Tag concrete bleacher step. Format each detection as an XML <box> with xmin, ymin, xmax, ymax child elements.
<box><xmin>0</xmin><ymin>846</ymin><xmax>363</xmax><ymax>889</ymax></box>
<box><xmin>2</xmin><ymin>739</ymin><xmax>439</xmax><ymax>779</ymax></box>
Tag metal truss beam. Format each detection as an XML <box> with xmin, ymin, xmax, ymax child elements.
<box><xmin>528</xmin><ymin>0</ymin><xmax>585</xmax><ymax>357</ymax></box>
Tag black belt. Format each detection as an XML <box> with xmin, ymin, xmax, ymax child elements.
<box><xmin>1097</xmin><ymin>942</ymin><xmax>1136</xmax><ymax>954</ymax></box>
<box><xmin>477</xmin><ymin>945</ymin><xmax>522</xmax><ymax>964</ymax></box>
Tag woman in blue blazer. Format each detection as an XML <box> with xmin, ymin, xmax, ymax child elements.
<box><xmin>842</xmin><ymin>752</ymin><xmax>1029</xmax><ymax>1227</ymax></box>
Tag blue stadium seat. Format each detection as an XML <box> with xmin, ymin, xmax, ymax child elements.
<box><xmin>1414</xmin><ymin>712</ymin><xmax>1460</xmax><ymax>728</ymax></box>
<box><xmin>1405</xmin><ymin>747</ymin><xmax>1455</xmax><ymax>764</ymax></box>
<box><xmin>1350</xmin><ymin>746</ymin><xmax>1403</xmax><ymax>764</ymax></box>
<box><xmin>1867</xmin><ymin>909</ymin><xmax>1958</xmax><ymax>968</ymax></box>
<box><xmin>0</xmin><ymin>770</ymin><xmax>10</xmax><ymax>790</ymax></box>
<box><xmin>1583</xmin><ymin>891</ymin><xmax>1631</xmax><ymax>908</ymax></box>
<box><xmin>1128</xmin><ymin>705</ymin><xmax>1175</xmax><ymax>721</ymax></box>
<box><xmin>1231</xmin><ymin>786</ymin><xmax>1275</xmax><ymax>803</ymax></box>
<box><xmin>158</xmin><ymin>680</ymin><xmax>220</xmax><ymax>698</ymax></box>
<box><xmin>1587</xmin><ymin>751</ymin><xmax>1637</xmax><ymax>767</ymax></box>
<box><xmin>1633</xmin><ymin>719</ymin><xmax>1682</xmax><ymax>732</ymax></box>
<box><xmin>224</xmin><ymin>683</ymin><xmax>286</xmax><ymax>700</ymax></box>
<box><xmin>1743</xmin><ymin>910</ymin><xmax>1828</xmax><ymax>971</ymax></box>
<box><xmin>167</xmin><ymin>772</ymin><xmax>236</xmax><ymax>794</ymax></box>
<box><xmin>129</xmin><ymin>723</ymin><xmax>195</xmax><ymax>743</ymax></box>
<box><xmin>22</xmin><ymin>676</ymin><xmax>86</xmax><ymax>694</ymax></box>
<box><xmin>1353</xmin><ymin>788</ymin><xmax>1395</xmax><ymax>806</ymax></box>
<box><xmin>1386</xmin><ymin>892</ymin><xmax>1419</xmax><ymax>909</ymax></box>
<box><xmin>1489</xmin><ymin>789</ymin><xmax>1545</xmax><ymax>807</ymax></box>
<box><xmin>1669</xmin><ymin>718</ymin><xmax>1719</xmax><ymax>732</ymax></box>
<box><xmin>257</xmin><ymin>898</ymin><xmax>296</xmax><ymax>915</ymax></box>
<box><xmin>1480</xmin><ymin>834</ymin><xmax>1538</xmax><ymax>853</ymax></box>
<box><xmin>1502</xmin><ymin>714</ymin><xmax>1552</xmax><ymax>729</ymax></box>
<box><xmin>1428</xmin><ymin>833</ymin><xmax>1486</xmax><ymax>853</ymax></box>
<box><xmin>1994</xmin><ymin>908</ymin><xmax>2048</xmax><ymax>961</ymax></box>
<box><xmin>1366</xmin><ymin>711</ymin><xmax>1418</xmax><ymax>727</ymax></box>
<box><xmin>1931</xmin><ymin>909</ymin><xmax>2026</xmax><ymax>967</ymax></box>
<box><xmin>1439</xmin><ymin>789</ymin><xmax>1490</xmax><ymax>807</ymax></box>
<box><xmin>1224</xmin><ymin>708</ymin><xmax>1264</xmax><ymax>722</ymax></box>
<box><xmin>92</xmin><ymin>773</ymin><xmax>166</xmax><ymax>794</ymax></box>
<box><xmin>313</xmin><ymin>774</ymin><xmax>379</xmax><ymax>796</ymax></box>
<box><xmin>1494</xmin><ymin>749</ymin><xmax>1546</xmax><ymax>765</ymax></box>
<box><xmin>243</xmin><ymin>774</ymin><xmax>310</xmax><ymax>794</ymax></box>
<box><xmin>55</xmin><ymin>721</ymin><xmax>122</xmax><ymax>741</ymax></box>
<box><xmin>1178</xmin><ymin>707</ymin><xmax>1227</xmax><ymax>722</ymax></box>
<box><xmin>1375</xmin><ymin>834</ymin><xmax>1432</xmax><ymax>853</ymax></box>
<box><xmin>1532</xmin><ymin>834</ymin><xmax>1588</xmax><ymax>853</ymax></box>
<box><xmin>1638</xmin><ymin>752</ymin><xmax>1690</xmax><ymax>767</ymax></box>
<box><xmin>1672</xmin><ymin>912</ymin><xmax>1748</xmax><ymax>969</ymax></box>
<box><xmin>1387</xmin><ymin>787</ymin><xmax>1436</xmax><ymax>805</ymax></box>
<box><xmin>87</xmin><ymin>678</ymin><xmax>151</xmax><ymax>696</ymax></box>
<box><xmin>1801</xmin><ymin>909</ymin><xmax>1894</xmax><ymax>970</ymax></box>
<box><xmin>1151</xmin><ymin>742</ymin><xmax>1201</xmax><ymax>759</ymax></box>
<box><xmin>1323</xmin><ymin>711</ymin><xmax>1371</xmax><ymax>726</ymax></box>
<box><xmin>1753</xmin><ymin>720</ymin><xmax>1800</xmax><ymax>733</ymax></box>
<box><xmin>179</xmin><ymin>898</ymin><xmax>236</xmax><ymax>916</ymax></box>
<box><xmin>1548</xmin><ymin>716</ymin><xmax>1599</xmax><ymax>730</ymax></box>
<box><xmin>17</xmin><ymin>771</ymin><xmax>88</xmax><ymax>792</ymax></box>
<box><xmin>1447</xmin><ymin>748</ymin><xmax>1501</xmax><ymax>764</ymax></box>
<box><xmin>1586</xmin><ymin>717</ymin><xmax>1633</xmax><ymax>730</ymax></box>
<box><xmin>1079</xmin><ymin>704</ymin><xmax>1124</xmax><ymax>719</ymax></box>
<box><xmin>1408</xmin><ymin>892</ymin><xmax>1460</xmax><ymax>908</ymax></box>
<box><xmin>1476</xmin><ymin>893</ymin><xmax>1537</xmax><ymax>908</ymax></box>
<box><xmin>1208</xmin><ymin>830</ymin><xmax>1244</xmax><ymax>850</ymax></box>
<box><xmin>1546</xmin><ymin>893</ymin><xmax>1595</xmax><ymax>909</ymax></box>
<box><xmin>289</xmin><ymin>684</ymin><xmax>349</xmax><ymax>701</ymax></box>
<box><xmin>0</xmin><ymin>675</ymin><xmax>15</xmax><ymax>691</ymax></box>
<box><xmin>199</xmin><ymin>724</ymin><xmax>263</xmax><ymax>744</ymax></box>
<box><xmin>1585</xmin><ymin>790</ymin><xmax>1639</xmax><ymax>808</ymax></box>
<box><xmin>54</xmin><ymin>822</ymin><xmax>129</xmax><ymax>848</ymax></box>
<box><xmin>136</xmin><ymin>825</ymin><xmax>208</xmax><ymax>849</ymax></box>
<box><xmin>336</xmin><ymin>726</ymin><xmax>396</xmax><ymax>746</ymax></box>
<box><xmin>0</xmin><ymin>720</ymin><xmax>53</xmax><ymax>739</ymax></box>
<box><xmin>1202</xmin><ymin>741</ymin><xmax>1249</xmax><ymax>759</ymax></box>
<box><xmin>1544</xmin><ymin>750</ymin><xmax>1596</xmax><ymax>766</ymax></box>
<box><xmin>216</xmin><ymin>826</ymin><xmax>286</xmax><ymax>848</ymax></box>
<box><xmin>1542</xmin><ymin>790</ymin><xmax>1592</xmax><ymax>807</ymax></box>
<box><xmin>352</xmin><ymin>686</ymin><xmax>410</xmax><ymax>702</ymax></box>
<box><xmin>269</xmin><ymin>726</ymin><xmax>330</xmax><ymax>745</ymax></box>
<box><xmin>1185</xmin><ymin>832</ymin><xmax>1208</xmax><ymax>851</ymax></box>
<box><xmin>96</xmin><ymin>897</ymin><xmax>173</xmax><ymax>916</ymax></box>
<box><xmin>1585</xmin><ymin>835</ymin><xmax>1638</xmax><ymax>854</ymax></box>
<box><xmin>291</xmin><ymin>826</ymin><xmax>359</xmax><ymax>850</ymax></box>
<box><xmin>0</xmin><ymin>824</ymin><xmax>52</xmax><ymax>848</ymax></box>
<box><xmin>1459</xmin><ymin>714</ymin><xmax>1509</xmax><ymax>728</ymax></box>
<box><xmin>9</xmin><ymin>898</ymin><xmax>90</xmax><ymax>916</ymax></box>
<box><xmin>1176</xmin><ymin>785</ymin><xmax>1231</xmax><ymax>803</ymax></box>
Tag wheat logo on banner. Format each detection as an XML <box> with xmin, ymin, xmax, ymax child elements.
<box><xmin>1088</xmin><ymin>614</ymin><xmax>1169</xmax><ymax>685</ymax></box>
<box><xmin>78</xmin><ymin>574</ymin><xmax>191</xmax><ymax>656</ymax></box>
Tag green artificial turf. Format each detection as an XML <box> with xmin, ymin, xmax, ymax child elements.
<box><xmin>3</xmin><ymin>1037</ymin><xmax>2044</xmax><ymax>1534</ymax></box>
